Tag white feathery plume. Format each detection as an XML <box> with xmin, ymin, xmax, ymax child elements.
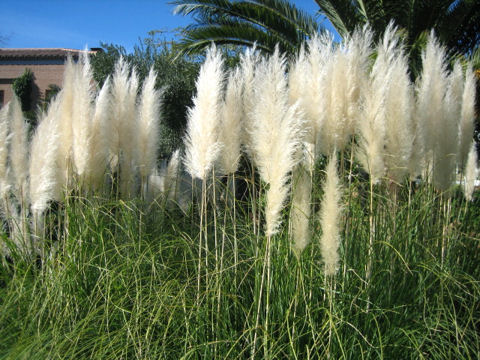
<box><xmin>415</xmin><ymin>31</ymin><xmax>448</xmax><ymax>183</ymax></box>
<box><xmin>239</xmin><ymin>45</ymin><xmax>260</xmax><ymax>160</ymax></box>
<box><xmin>357</xmin><ymin>24</ymin><xmax>398</xmax><ymax>182</ymax></box>
<box><xmin>29</xmin><ymin>96</ymin><xmax>61</xmax><ymax>214</ymax></box>
<box><xmin>289</xmin><ymin>45</ymin><xmax>317</xmax><ymax>250</ymax></box>
<box><xmin>463</xmin><ymin>142</ymin><xmax>478</xmax><ymax>201</ymax></box>
<box><xmin>306</xmin><ymin>32</ymin><xmax>334</xmax><ymax>150</ymax></box>
<box><xmin>288</xmin><ymin>44</ymin><xmax>308</xmax><ymax>109</ymax></box>
<box><xmin>138</xmin><ymin>68</ymin><xmax>161</xmax><ymax>179</ymax></box>
<box><xmin>319</xmin><ymin>154</ymin><xmax>343</xmax><ymax>276</ymax></box>
<box><xmin>165</xmin><ymin>149</ymin><xmax>181</xmax><ymax>202</ymax></box>
<box><xmin>290</xmin><ymin>143</ymin><xmax>314</xmax><ymax>254</ymax></box>
<box><xmin>110</xmin><ymin>57</ymin><xmax>130</xmax><ymax>171</ymax></box>
<box><xmin>458</xmin><ymin>65</ymin><xmax>477</xmax><ymax>168</ymax></box>
<box><xmin>183</xmin><ymin>44</ymin><xmax>224</xmax><ymax>180</ymax></box>
<box><xmin>119</xmin><ymin>67</ymin><xmax>140</xmax><ymax>197</ymax></box>
<box><xmin>319</xmin><ymin>45</ymin><xmax>348</xmax><ymax>154</ymax></box>
<box><xmin>433</xmin><ymin>60</ymin><xmax>463</xmax><ymax>190</ymax></box>
<box><xmin>218</xmin><ymin>67</ymin><xmax>243</xmax><ymax>174</ymax></box>
<box><xmin>319</xmin><ymin>28</ymin><xmax>371</xmax><ymax>155</ymax></box>
<box><xmin>344</xmin><ymin>26</ymin><xmax>372</xmax><ymax>139</ymax></box>
<box><xmin>0</xmin><ymin>103</ymin><xmax>11</xmax><ymax>198</ymax></box>
<box><xmin>86</xmin><ymin>77</ymin><xmax>112</xmax><ymax>191</ymax></box>
<box><xmin>9</xmin><ymin>95</ymin><xmax>29</xmax><ymax>199</ymax></box>
<box><xmin>71</xmin><ymin>51</ymin><xmax>94</xmax><ymax>179</ymax></box>
<box><xmin>57</xmin><ymin>56</ymin><xmax>76</xmax><ymax>187</ymax></box>
<box><xmin>250</xmin><ymin>48</ymin><xmax>302</xmax><ymax>236</ymax></box>
<box><xmin>384</xmin><ymin>45</ymin><xmax>414</xmax><ymax>182</ymax></box>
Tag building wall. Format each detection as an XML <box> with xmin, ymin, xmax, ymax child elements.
<box><xmin>0</xmin><ymin>63</ymin><xmax>66</xmax><ymax>108</ymax></box>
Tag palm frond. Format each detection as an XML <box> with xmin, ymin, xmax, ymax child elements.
<box><xmin>171</xmin><ymin>0</ymin><xmax>321</xmax><ymax>54</ymax></box>
<box><xmin>314</xmin><ymin>0</ymin><xmax>363</xmax><ymax>37</ymax></box>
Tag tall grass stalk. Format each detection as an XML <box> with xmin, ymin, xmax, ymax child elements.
<box><xmin>183</xmin><ymin>46</ymin><xmax>224</xmax><ymax>340</ymax></box>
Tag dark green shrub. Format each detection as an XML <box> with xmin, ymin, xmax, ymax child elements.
<box><xmin>12</xmin><ymin>68</ymin><xmax>34</xmax><ymax>112</ymax></box>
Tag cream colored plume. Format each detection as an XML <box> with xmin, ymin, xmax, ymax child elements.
<box><xmin>165</xmin><ymin>149</ymin><xmax>181</xmax><ymax>202</ymax></box>
<box><xmin>138</xmin><ymin>68</ymin><xmax>162</xmax><ymax>179</ymax></box>
<box><xmin>415</xmin><ymin>32</ymin><xmax>448</xmax><ymax>184</ymax></box>
<box><xmin>344</xmin><ymin>26</ymin><xmax>372</xmax><ymax>138</ymax></box>
<box><xmin>458</xmin><ymin>65</ymin><xmax>477</xmax><ymax>168</ymax></box>
<box><xmin>319</xmin><ymin>154</ymin><xmax>343</xmax><ymax>276</ymax></box>
<box><xmin>384</xmin><ymin>45</ymin><xmax>414</xmax><ymax>182</ymax></box>
<box><xmin>9</xmin><ymin>95</ymin><xmax>29</xmax><ymax>199</ymax></box>
<box><xmin>29</xmin><ymin>97</ymin><xmax>61</xmax><ymax>214</ymax></box>
<box><xmin>110</xmin><ymin>57</ymin><xmax>130</xmax><ymax>171</ymax></box>
<box><xmin>239</xmin><ymin>45</ymin><xmax>260</xmax><ymax>160</ymax></box>
<box><xmin>290</xmin><ymin>143</ymin><xmax>314</xmax><ymax>255</ymax></box>
<box><xmin>110</xmin><ymin>59</ymin><xmax>140</xmax><ymax>197</ymax></box>
<box><xmin>119</xmin><ymin>67</ymin><xmax>140</xmax><ymax>197</ymax></box>
<box><xmin>463</xmin><ymin>142</ymin><xmax>478</xmax><ymax>201</ymax></box>
<box><xmin>57</xmin><ymin>56</ymin><xmax>76</xmax><ymax>187</ymax></box>
<box><xmin>357</xmin><ymin>25</ymin><xmax>398</xmax><ymax>182</ymax></box>
<box><xmin>433</xmin><ymin>61</ymin><xmax>463</xmax><ymax>190</ymax></box>
<box><xmin>250</xmin><ymin>48</ymin><xmax>302</xmax><ymax>236</ymax></box>
<box><xmin>71</xmin><ymin>51</ymin><xmax>94</xmax><ymax>179</ymax></box>
<box><xmin>0</xmin><ymin>103</ymin><xmax>11</xmax><ymax>198</ymax></box>
<box><xmin>288</xmin><ymin>45</ymin><xmax>308</xmax><ymax>111</ymax></box>
<box><xmin>306</xmin><ymin>32</ymin><xmax>333</xmax><ymax>149</ymax></box>
<box><xmin>218</xmin><ymin>67</ymin><xmax>243</xmax><ymax>174</ymax></box>
<box><xmin>86</xmin><ymin>77</ymin><xmax>112</xmax><ymax>191</ymax></box>
<box><xmin>319</xmin><ymin>27</ymin><xmax>371</xmax><ymax>155</ymax></box>
<box><xmin>183</xmin><ymin>44</ymin><xmax>224</xmax><ymax>180</ymax></box>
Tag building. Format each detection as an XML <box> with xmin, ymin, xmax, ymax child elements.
<box><xmin>0</xmin><ymin>48</ymin><xmax>101</xmax><ymax>109</ymax></box>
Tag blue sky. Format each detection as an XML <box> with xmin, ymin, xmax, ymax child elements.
<box><xmin>0</xmin><ymin>0</ymin><xmax>337</xmax><ymax>52</ymax></box>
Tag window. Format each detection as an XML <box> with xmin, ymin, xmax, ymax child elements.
<box><xmin>0</xmin><ymin>90</ymin><xmax>4</xmax><ymax>109</ymax></box>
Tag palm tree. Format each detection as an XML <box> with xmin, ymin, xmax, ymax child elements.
<box><xmin>172</xmin><ymin>1</ymin><xmax>479</xmax><ymax>64</ymax></box>
<box><xmin>315</xmin><ymin>0</ymin><xmax>479</xmax><ymax>73</ymax></box>
<box><xmin>171</xmin><ymin>0</ymin><xmax>322</xmax><ymax>55</ymax></box>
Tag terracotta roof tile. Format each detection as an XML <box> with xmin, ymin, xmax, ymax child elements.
<box><xmin>0</xmin><ymin>48</ymin><xmax>99</xmax><ymax>59</ymax></box>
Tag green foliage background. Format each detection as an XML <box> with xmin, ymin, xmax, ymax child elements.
<box><xmin>91</xmin><ymin>33</ymin><xmax>200</xmax><ymax>158</ymax></box>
